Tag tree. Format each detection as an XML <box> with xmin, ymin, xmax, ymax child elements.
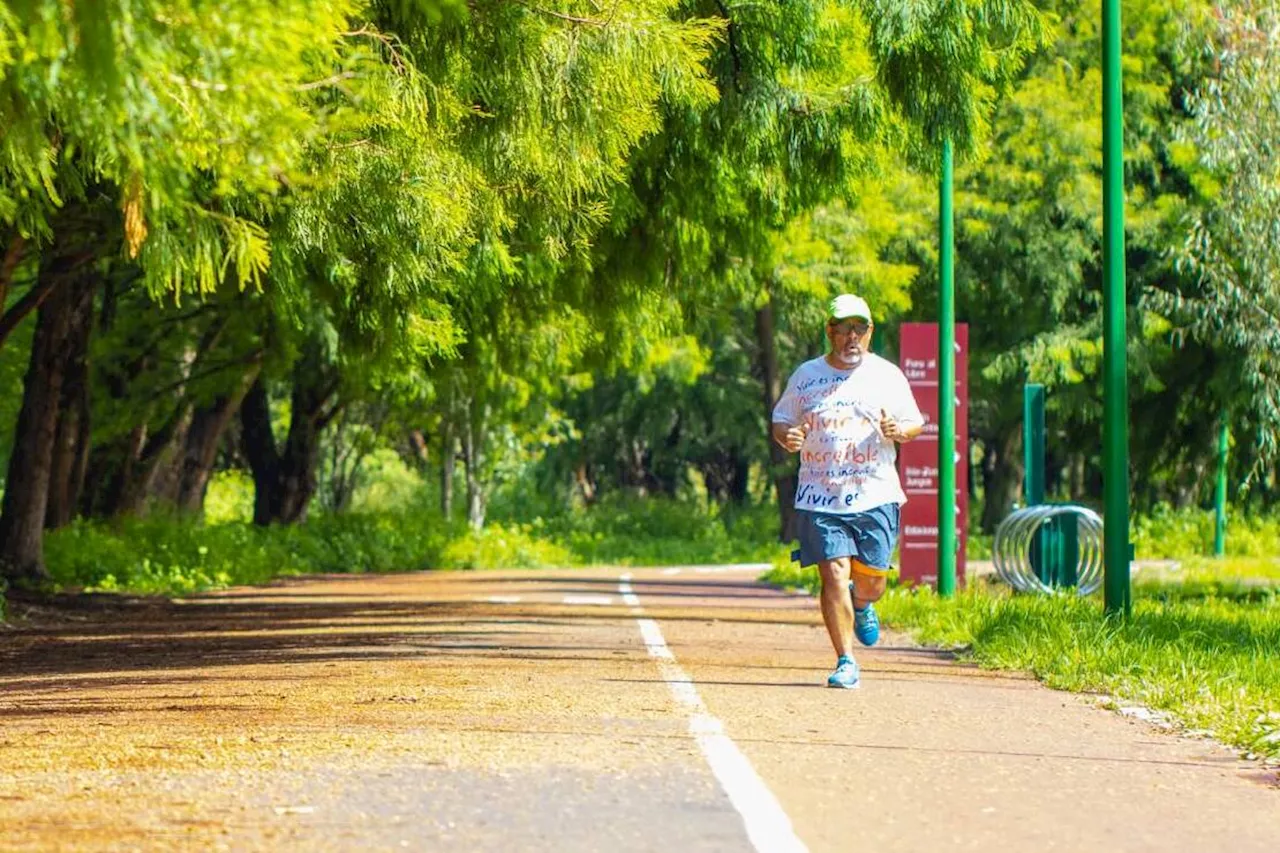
<box><xmin>1162</xmin><ymin>1</ymin><xmax>1280</xmax><ymax>470</ymax></box>
<box><xmin>895</xmin><ymin>0</ymin><xmax>1224</xmax><ymax>527</ymax></box>
<box><xmin>0</xmin><ymin>1</ymin><xmax>370</xmax><ymax>583</ymax></box>
<box><xmin>575</xmin><ymin>0</ymin><xmax>1042</xmax><ymax>538</ymax></box>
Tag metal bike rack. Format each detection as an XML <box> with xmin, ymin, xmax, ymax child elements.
<box><xmin>992</xmin><ymin>504</ymin><xmax>1104</xmax><ymax>595</ymax></box>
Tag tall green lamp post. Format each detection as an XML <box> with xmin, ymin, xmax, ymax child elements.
<box><xmin>1102</xmin><ymin>0</ymin><xmax>1131</xmax><ymax>616</ymax></box>
<box><xmin>938</xmin><ymin>138</ymin><xmax>957</xmax><ymax>598</ymax></box>
<box><xmin>1214</xmin><ymin>423</ymin><xmax>1229</xmax><ymax>557</ymax></box>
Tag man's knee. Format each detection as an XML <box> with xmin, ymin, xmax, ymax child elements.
<box><xmin>818</xmin><ymin>557</ymin><xmax>852</xmax><ymax>587</ymax></box>
<box><xmin>850</xmin><ymin>563</ymin><xmax>888</xmax><ymax>602</ymax></box>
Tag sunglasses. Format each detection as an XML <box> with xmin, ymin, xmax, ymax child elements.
<box><xmin>829</xmin><ymin>320</ymin><xmax>871</xmax><ymax>337</ymax></box>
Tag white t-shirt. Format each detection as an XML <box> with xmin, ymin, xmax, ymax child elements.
<box><xmin>772</xmin><ymin>354</ymin><xmax>924</xmax><ymax>515</ymax></box>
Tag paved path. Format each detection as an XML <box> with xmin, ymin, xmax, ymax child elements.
<box><xmin>1</xmin><ymin>567</ymin><xmax>1277</xmax><ymax>851</ymax></box>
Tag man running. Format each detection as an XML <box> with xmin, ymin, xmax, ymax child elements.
<box><xmin>771</xmin><ymin>294</ymin><xmax>924</xmax><ymax>689</ymax></box>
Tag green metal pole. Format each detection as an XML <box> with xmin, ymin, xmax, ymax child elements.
<box><xmin>938</xmin><ymin>138</ymin><xmax>957</xmax><ymax>598</ymax></box>
<box><xmin>1102</xmin><ymin>0</ymin><xmax>1131</xmax><ymax>616</ymax></box>
<box><xmin>1214</xmin><ymin>422</ymin><xmax>1229</xmax><ymax>557</ymax></box>
<box><xmin>1023</xmin><ymin>385</ymin><xmax>1046</xmax><ymax>507</ymax></box>
<box><xmin>1023</xmin><ymin>385</ymin><xmax>1048</xmax><ymax>584</ymax></box>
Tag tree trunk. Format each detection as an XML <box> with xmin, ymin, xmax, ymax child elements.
<box><xmin>45</xmin><ymin>285</ymin><xmax>95</xmax><ymax>529</ymax></box>
<box><xmin>756</xmin><ymin>296</ymin><xmax>797</xmax><ymax>542</ymax></box>
<box><xmin>173</xmin><ymin>367</ymin><xmax>259</xmax><ymax>514</ymax></box>
<box><xmin>462</xmin><ymin>401</ymin><xmax>486</xmax><ymax>531</ymax></box>
<box><xmin>322</xmin><ymin>412</ymin><xmax>363</xmax><ymax>514</ymax></box>
<box><xmin>698</xmin><ymin>448</ymin><xmax>749</xmax><ymax>505</ymax></box>
<box><xmin>240</xmin><ymin>377</ymin><xmax>281</xmax><ymax>526</ymax></box>
<box><xmin>980</xmin><ymin>428</ymin><xmax>1024</xmax><ymax>533</ymax></box>
<box><xmin>1068</xmin><ymin>451</ymin><xmax>1086</xmax><ymax>502</ymax></box>
<box><xmin>0</xmin><ymin>261</ymin><xmax>97</xmax><ymax>584</ymax></box>
<box><xmin>439</xmin><ymin>422</ymin><xmax>455</xmax><ymax>519</ymax></box>
<box><xmin>275</xmin><ymin>415</ymin><xmax>322</xmax><ymax>525</ymax></box>
<box><xmin>241</xmin><ymin>350</ymin><xmax>336</xmax><ymax>526</ymax></box>
<box><xmin>80</xmin><ymin>424</ymin><xmax>147</xmax><ymax>519</ymax></box>
<box><xmin>276</xmin><ymin>355</ymin><xmax>339</xmax><ymax>524</ymax></box>
<box><xmin>574</xmin><ymin>462</ymin><xmax>597</xmax><ymax>505</ymax></box>
<box><xmin>0</xmin><ymin>232</ymin><xmax>26</xmax><ymax>325</ymax></box>
<box><xmin>0</xmin><ymin>255</ymin><xmax>64</xmax><ymax>351</ymax></box>
<box><xmin>115</xmin><ymin>408</ymin><xmax>191</xmax><ymax>517</ymax></box>
<box><xmin>729</xmin><ymin>450</ymin><xmax>750</xmax><ymax>504</ymax></box>
<box><xmin>173</xmin><ymin>400</ymin><xmax>232</xmax><ymax>513</ymax></box>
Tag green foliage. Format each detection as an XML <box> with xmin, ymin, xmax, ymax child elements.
<box><xmin>1131</xmin><ymin>505</ymin><xmax>1280</xmax><ymax>560</ymax></box>
<box><xmin>1158</xmin><ymin>1</ymin><xmax>1280</xmax><ymax>467</ymax></box>
<box><xmin>879</xmin><ymin>0</ymin><xmax>1235</xmax><ymax>527</ymax></box>
<box><xmin>775</xmin><ymin>168</ymin><xmax>933</xmax><ymax>331</ymax></box>
<box><xmin>1135</xmin><ymin>557</ymin><xmax>1280</xmax><ymax>604</ymax></box>
<box><xmin>38</xmin><ymin>495</ymin><xmax>791</xmax><ymax>598</ymax></box>
<box><xmin>1</xmin><ymin>0</ymin><xmax>365</xmax><ymax>289</ymax></box>
<box><xmin>347</xmin><ymin>449</ymin><xmax>426</xmax><ymax>513</ymax></box>
<box><xmin>204</xmin><ymin>470</ymin><xmax>256</xmax><ymax>525</ymax></box>
<box><xmin>43</xmin><ymin>513</ymin><xmax>450</xmax><ymax>594</ymax></box>
<box><xmin>866</xmin><ymin>0</ymin><xmax>1047</xmax><ymax>154</ymax></box>
<box><xmin>439</xmin><ymin>524</ymin><xmax>574</xmax><ymax>570</ymax></box>
<box><xmin>4</xmin><ymin>0</ymin><xmax>1277</xmax><ymax>600</ymax></box>
<box><xmin>517</xmin><ymin>495</ymin><xmax>788</xmax><ymax>566</ymax></box>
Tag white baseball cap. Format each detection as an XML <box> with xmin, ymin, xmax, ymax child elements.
<box><xmin>827</xmin><ymin>293</ymin><xmax>872</xmax><ymax>323</ymax></box>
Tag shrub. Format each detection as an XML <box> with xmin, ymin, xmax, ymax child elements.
<box><xmin>204</xmin><ymin>470</ymin><xmax>255</xmax><ymax>525</ymax></box>
<box><xmin>43</xmin><ymin>513</ymin><xmax>453</xmax><ymax>596</ymax></box>
<box><xmin>438</xmin><ymin>523</ymin><xmax>574</xmax><ymax>570</ymax></box>
<box><xmin>1132</xmin><ymin>505</ymin><xmax>1280</xmax><ymax>560</ymax></box>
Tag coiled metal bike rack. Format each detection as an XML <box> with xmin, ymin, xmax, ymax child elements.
<box><xmin>992</xmin><ymin>504</ymin><xmax>1104</xmax><ymax>595</ymax></box>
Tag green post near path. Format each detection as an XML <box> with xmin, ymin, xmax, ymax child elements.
<box><xmin>1023</xmin><ymin>385</ymin><xmax>1047</xmax><ymax>583</ymax></box>
<box><xmin>1102</xmin><ymin>0</ymin><xmax>1131</xmax><ymax>616</ymax></box>
<box><xmin>1023</xmin><ymin>385</ymin><xmax>1046</xmax><ymax>508</ymax></box>
<box><xmin>1214</xmin><ymin>422</ymin><xmax>1229</xmax><ymax>557</ymax></box>
<box><xmin>938</xmin><ymin>138</ymin><xmax>957</xmax><ymax>598</ymax></box>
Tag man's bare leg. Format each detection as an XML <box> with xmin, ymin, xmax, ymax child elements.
<box><xmin>849</xmin><ymin>564</ymin><xmax>888</xmax><ymax>647</ymax></box>
<box><xmin>817</xmin><ymin>557</ymin><xmax>854</xmax><ymax>659</ymax></box>
<box><xmin>850</xmin><ymin>568</ymin><xmax>887</xmax><ymax>610</ymax></box>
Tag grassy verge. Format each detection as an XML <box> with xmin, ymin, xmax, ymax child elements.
<box><xmin>41</xmin><ymin>514</ymin><xmax>556</xmax><ymax>595</ymax></box>
<box><xmin>36</xmin><ymin>498</ymin><xmax>791</xmax><ymax>598</ymax></box>
<box><xmin>764</xmin><ymin>559</ymin><xmax>1280</xmax><ymax>762</ymax></box>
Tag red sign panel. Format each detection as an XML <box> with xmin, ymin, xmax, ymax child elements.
<box><xmin>897</xmin><ymin>323</ymin><xmax>969</xmax><ymax>587</ymax></box>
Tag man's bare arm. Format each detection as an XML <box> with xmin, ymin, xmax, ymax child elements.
<box><xmin>773</xmin><ymin>421</ymin><xmax>808</xmax><ymax>452</ymax></box>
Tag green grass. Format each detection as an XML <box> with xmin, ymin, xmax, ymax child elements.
<box><xmin>37</xmin><ymin>497</ymin><xmax>791</xmax><ymax>598</ymax></box>
<box><xmin>511</xmin><ymin>494</ymin><xmax>788</xmax><ymax>567</ymax></box>
<box><xmin>1133</xmin><ymin>505</ymin><xmax>1280</xmax><ymax>560</ymax></box>
<box><xmin>40</xmin><ymin>513</ymin><xmax>572</xmax><ymax>595</ymax></box>
<box><xmin>1134</xmin><ymin>556</ymin><xmax>1280</xmax><ymax>602</ymax></box>
<box><xmin>764</xmin><ymin>560</ymin><xmax>1280</xmax><ymax>761</ymax></box>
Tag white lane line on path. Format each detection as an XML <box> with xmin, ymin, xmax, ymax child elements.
<box><xmin>618</xmin><ymin>573</ymin><xmax>808</xmax><ymax>853</ymax></box>
<box><xmin>618</xmin><ymin>577</ymin><xmax>642</xmax><ymax>615</ymax></box>
<box><xmin>486</xmin><ymin>596</ymin><xmax>522</xmax><ymax>604</ymax></box>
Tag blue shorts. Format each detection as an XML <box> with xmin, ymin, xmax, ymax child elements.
<box><xmin>793</xmin><ymin>503</ymin><xmax>901</xmax><ymax>572</ymax></box>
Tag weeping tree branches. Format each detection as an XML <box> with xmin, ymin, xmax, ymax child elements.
<box><xmin>1161</xmin><ymin>1</ymin><xmax>1280</xmax><ymax>467</ymax></box>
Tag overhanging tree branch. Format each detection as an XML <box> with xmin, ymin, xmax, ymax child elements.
<box><xmin>0</xmin><ymin>248</ymin><xmax>95</xmax><ymax>349</ymax></box>
<box><xmin>148</xmin><ymin>350</ymin><xmax>265</xmax><ymax>399</ymax></box>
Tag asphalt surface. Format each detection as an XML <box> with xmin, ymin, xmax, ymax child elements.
<box><xmin>1</xmin><ymin>566</ymin><xmax>1277</xmax><ymax>851</ymax></box>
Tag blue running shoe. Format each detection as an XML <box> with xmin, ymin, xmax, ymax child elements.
<box><xmin>826</xmin><ymin>655</ymin><xmax>860</xmax><ymax>689</ymax></box>
<box><xmin>854</xmin><ymin>602</ymin><xmax>880</xmax><ymax>647</ymax></box>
